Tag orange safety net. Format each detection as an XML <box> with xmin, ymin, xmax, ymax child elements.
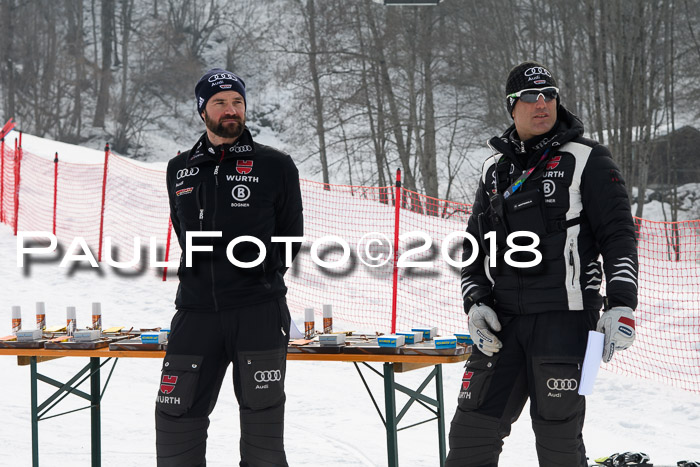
<box><xmin>2</xmin><ymin>143</ymin><xmax>699</xmax><ymax>392</ymax></box>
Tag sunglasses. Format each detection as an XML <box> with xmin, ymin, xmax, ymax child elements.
<box><xmin>508</xmin><ymin>87</ymin><xmax>559</xmax><ymax>103</ymax></box>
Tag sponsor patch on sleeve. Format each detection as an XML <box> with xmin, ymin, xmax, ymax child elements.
<box><xmin>609</xmin><ymin>169</ymin><xmax>624</xmax><ymax>184</ymax></box>
<box><xmin>176</xmin><ymin>187</ymin><xmax>193</xmax><ymax>196</ymax></box>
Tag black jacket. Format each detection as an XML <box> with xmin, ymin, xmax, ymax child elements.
<box><xmin>461</xmin><ymin>106</ymin><xmax>638</xmax><ymax>315</ymax></box>
<box><xmin>166</xmin><ymin>128</ymin><xmax>303</xmax><ymax>312</ymax></box>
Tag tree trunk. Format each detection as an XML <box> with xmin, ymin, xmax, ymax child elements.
<box><xmin>419</xmin><ymin>7</ymin><xmax>438</xmax><ymax>201</ymax></box>
<box><xmin>364</xmin><ymin>1</ymin><xmax>417</xmax><ymax>195</ymax></box>
<box><xmin>93</xmin><ymin>0</ymin><xmax>114</xmax><ymax>128</ymax></box>
<box><xmin>354</xmin><ymin>6</ymin><xmax>387</xmax><ymax>189</ymax></box>
<box><xmin>114</xmin><ymin>0</ymin><xmax>133</xmax><ymax>153</ymax></box>
<box><xmin>0</xmin><ymin>0</ymin><xmax>16</xmax><ymax>120</ymax></box>
<box><xmin>65</xmin><ymin>0</ymin><xmax>84</xmax><ymax>141</ymax></box>
<box><xmin>304</xmin><ymin>0</ymin><xmax>330</xmax><ymax>186</ymax></box>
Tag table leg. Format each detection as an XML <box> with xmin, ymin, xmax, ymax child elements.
<box><xmin>436</xmin><ymin>364</ymin><xmax>446</xmax><ymax>466</ymax></box>
<box><xmin>30</xmin><ymin>356</ymin><xmax>39</xmax><ymax>467</ymax></box>
<box><xmin>90</xmin><ymin>357</ymin><xmax>101</xmax><ymax>467</ymax></box>
<box><xmin>383</xmin><ymin>362</ymin><xmax>399</xmax><ymax>467</ymax></box>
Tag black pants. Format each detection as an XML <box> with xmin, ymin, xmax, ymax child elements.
<box><xmin>155</xmin><ymin>298</ymin><xmax>291</xmax><ymax>467</ymax></box>
<box><xmin>446</xmin><ymin>310</ymin><xmax>598</xmax><ymax>467</ymax></box>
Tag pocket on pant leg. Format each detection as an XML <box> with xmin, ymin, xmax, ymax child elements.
<box><xmin>156</xmin><ymin>354</ymin><xmax>203</xmax><ymax>417</ymax></box>
<box><xmin>238</xmin><ymin>348</ymin><xmax>286</xmax><ymax>411</ymax></box>
<box><xmin>457</xmin><ymin>352</ymin><xmax>499</xmax><ymax>411</ymax></box>
<box><xmin>533</xmin><ymin>356</ymin><xmax>584</xmax><ymax>421</ymax></box>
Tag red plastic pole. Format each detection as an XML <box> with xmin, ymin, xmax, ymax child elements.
<box><xmin>390</xmin><ymin>168</ymin><xmax>402</xmax><ymax>333</ymax></box>
<box><xmin>53</xmin><ymin>152</ymin><xmax>58</xmax><ymax>236</ymax></box>
<box><xmin>97</xmin><ymin>143</ymin><xmax>110</xmax><ymax>261</ymax></box>
<box><xmin>162</xmin><ymin>217</ymin><xmax>173</xmax><ymax>281</ymax></box>
<box><xmin>13</xmin><ymin>136</ymin><xmax>22</xmax><ymax>235</ymax></box>
<box><xmin>0</xmin><ymin>137</ymin><xmax>5</xmax><ymax>223</ymax></box>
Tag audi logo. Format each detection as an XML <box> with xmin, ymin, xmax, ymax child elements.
<box><xmin>208</xmin><ymin>72</ymin><xmax>238</xmax><ymax>83</ymax></box>
<box><xmin>254</xmin><ymin>370</ymin><xmax>281</xmax><ymax>383</ymax></box>
<box><xmin>546</xmin><ymin>378</ymin><xmax>578</xmax><ymax>391</ymax></box>
<box><xmin>176</xmin><ymin>167</ymin><xmax>200</xmax><ymax>179</ymax></box>
<box><xmin>524</xmin><ymin>66</ymin><xmax>551</xmax><ymax>78</ymax></box>
<box><xmin>229</xmin><ymin>145</ymin><xmax>252</xmax><ymax>153</ymax></box>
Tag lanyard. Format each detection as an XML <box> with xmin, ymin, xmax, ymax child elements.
<box><xmin>502</xmin><ymin>149</ymin><xmax>550</xmax><ymax>199</ymax></box>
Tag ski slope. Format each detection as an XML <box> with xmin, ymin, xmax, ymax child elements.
<box><xmin>1</xmin><ymin>132</ymin><xmax>699</xmax><ymax>465</ymax></box>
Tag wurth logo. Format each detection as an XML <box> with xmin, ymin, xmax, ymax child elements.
<box><xmin>236</xmin><ymin>160</ymin><xmax>253</xmax><ymax>175</ymax></box>
<box><xmin>156</xmin><ymin>395</ymin><xmax>181</xmax><ymax>405</ymax></box>
<box><xmin>546</xmin><ymin>156</ymin><xmax>562</xmax><ymax>170</ymax></box>
<box><xmin>462</xmin><ymin>370</ymin><xmax>474</xmax><ymax>390</ymax></box>
<box><xmin>160</xmin><ymin>375</ymin><xmax>178</xmax><ymax>394</ymax></box>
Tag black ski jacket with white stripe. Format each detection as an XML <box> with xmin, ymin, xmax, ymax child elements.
<box><xmin>166</xmin><ymin>128</ymin><xmax>303</xmax><ymax>312</ymax></box>
<box><xmin>461</xmin><ymin>106</ymin><xmax>638</xmax><ymax>315</ymax></box>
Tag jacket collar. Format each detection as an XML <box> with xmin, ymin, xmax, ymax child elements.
<box><xmin>488</xmin><ymin>105</ymin><xmax>585</xmax><ymax>168</ymax></box>
<box><xmin>186</xmin><ymin>127</ymin><xmax>256</xmax><ymax>167</ymax></box>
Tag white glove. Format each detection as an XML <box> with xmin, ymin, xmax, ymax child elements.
<box><xmin>468</xmin><ymin>303</ymin><xmax>503</xmax><ymax>356</ymax></box>
<box><xmin>596</xmin><ymin>306</ymin><xmax>636</xmax><ymax>363</ymax></box>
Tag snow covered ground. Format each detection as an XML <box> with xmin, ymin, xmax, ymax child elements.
<box><xmin>2</xmin><ymin>129</ymin><xmax>700</xmax><ymax>465</ymax></box>
<box><xmin>1</xmin><ymin>221</ymin><xmax>700</xmax><ymax>466</ymax></box>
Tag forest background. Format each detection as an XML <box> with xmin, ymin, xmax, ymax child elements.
<box><xmin>1</xmin><ymin>0</ymin><xmax>699</xmax><ymax>220</ymax></box>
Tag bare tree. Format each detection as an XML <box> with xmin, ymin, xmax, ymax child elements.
<box><xmin>93</xmin><ymin>0</ymin><xmax>114</xmax><ymax>127</ymax></box>
<box><xmin>298</xmin><ymin>0</ymin><xmax>330</xmax><ymax>186</ymax></box>
<box><xmin>113</xmin><ymin>0</ymin><xmax>134</xmax><ymax>153</ymax></box>
<box><xmin>0</xmin><ymin>0</ymin><xmax>17</xmax><ymax>120</ymax></box>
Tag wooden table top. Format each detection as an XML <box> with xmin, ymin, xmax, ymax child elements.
<box><xmin>0</xmin><ymin>346</ymin><xmax>469</xmax><ymax>368</ymax></box>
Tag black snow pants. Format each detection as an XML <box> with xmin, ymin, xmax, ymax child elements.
<box><xmin>155</xmin><ymin>298</ymin><xmax>291</xmax><ymax>467</ymax></box>
<box><xmin>446</xmin><ymin>310</ymin><xmax>598</xmax><ymax>467</ymax></box>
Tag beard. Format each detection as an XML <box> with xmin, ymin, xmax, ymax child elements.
<box><xmin>204</xmin><ymin>111</ymin><xmax>245</xmax><ymax>140</ymax></box>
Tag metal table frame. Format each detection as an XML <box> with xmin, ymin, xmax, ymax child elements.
<box><xmin>1</xmin><ymin>347</ymin><xmax>468</xmax><ymax>467</ymax></box>
<box><xmin>353</xmin><ymin>361</ymin><xmax>447</xmax><ymax>466</ymax></box>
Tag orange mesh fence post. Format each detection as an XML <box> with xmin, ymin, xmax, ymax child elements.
<box><xmin>391</xmin><ymin>168</ymin><xmax>402</xmax><ymax>334</ymax></box>
<box><xmin>98</xmin><ymin>143</ymin><xmax>110</xmax><ymax>262</ymax></box>
<box><xmin>0</xmin><ymin>118</ymin><xmax>16</xmax><ymax>225</ymax></box>
<box><xmin>13</xmin><ymin>137</ymin><xmax>21</xmax><ymax>236</ymax></box>
<box><xmin>0</xmin><ymin>137</ymin><xmax>4</xmax><ymax>223</ymax></box>
<box><xmin>162</xmin><ymin>217</ymin><xmax>173</xmax><ymax>282</ymax></box>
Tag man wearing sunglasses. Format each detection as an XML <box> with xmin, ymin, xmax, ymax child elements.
<box><xmin>447</xmin><ymin>62</ymin><xmax>638</xmax><ymax>466</ymax></box>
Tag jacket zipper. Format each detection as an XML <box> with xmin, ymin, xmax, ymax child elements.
<box><xmin>210</xmin><ymin>153</ymin><xmax>222</xmax><ymax>311</ymax></box>
<box><xmin>568</xmin><ymin>238</ymin><xmax>576</xmax><ymax>287</ymax></box>
<box><xmin>195</xmin><ymin>184</ymin><xmax>205</xmax><ymax>231</ymax></box>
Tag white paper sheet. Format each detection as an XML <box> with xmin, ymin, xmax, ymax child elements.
<box><xmin>290</xmin><ymin>318</ymin><xmax>304</xmax><ymax>339</ymax></box>
<box><xmin>578</xmin><ymin>330</ymin><xmax>604</xmax><ymax>395</ymax></box>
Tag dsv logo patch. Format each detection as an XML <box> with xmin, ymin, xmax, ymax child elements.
<box><xmin>254</xmin><ymin>370</ymin><xmax>281</xmax><ymax>383</ymax></box>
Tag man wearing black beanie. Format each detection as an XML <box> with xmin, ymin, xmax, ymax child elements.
<box><xmin>446</xmin><ymin>62</ymin><xmax>638</xmax><ymax>466</ymax></box>
<box><xmin>156</xmin><ymin>68</ymin><xmax>303</xmax><ymax>466</ymax></box>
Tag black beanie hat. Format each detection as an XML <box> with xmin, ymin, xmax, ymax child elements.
<box><xmin>195</xmin><ymin>68</ymin><xmax>246</xmax><ymax>118</ymax></box>
<box><xmin>505</xmin><ymin>61</ymin><xmax>558</xmax><ymax>115</ymax></box>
